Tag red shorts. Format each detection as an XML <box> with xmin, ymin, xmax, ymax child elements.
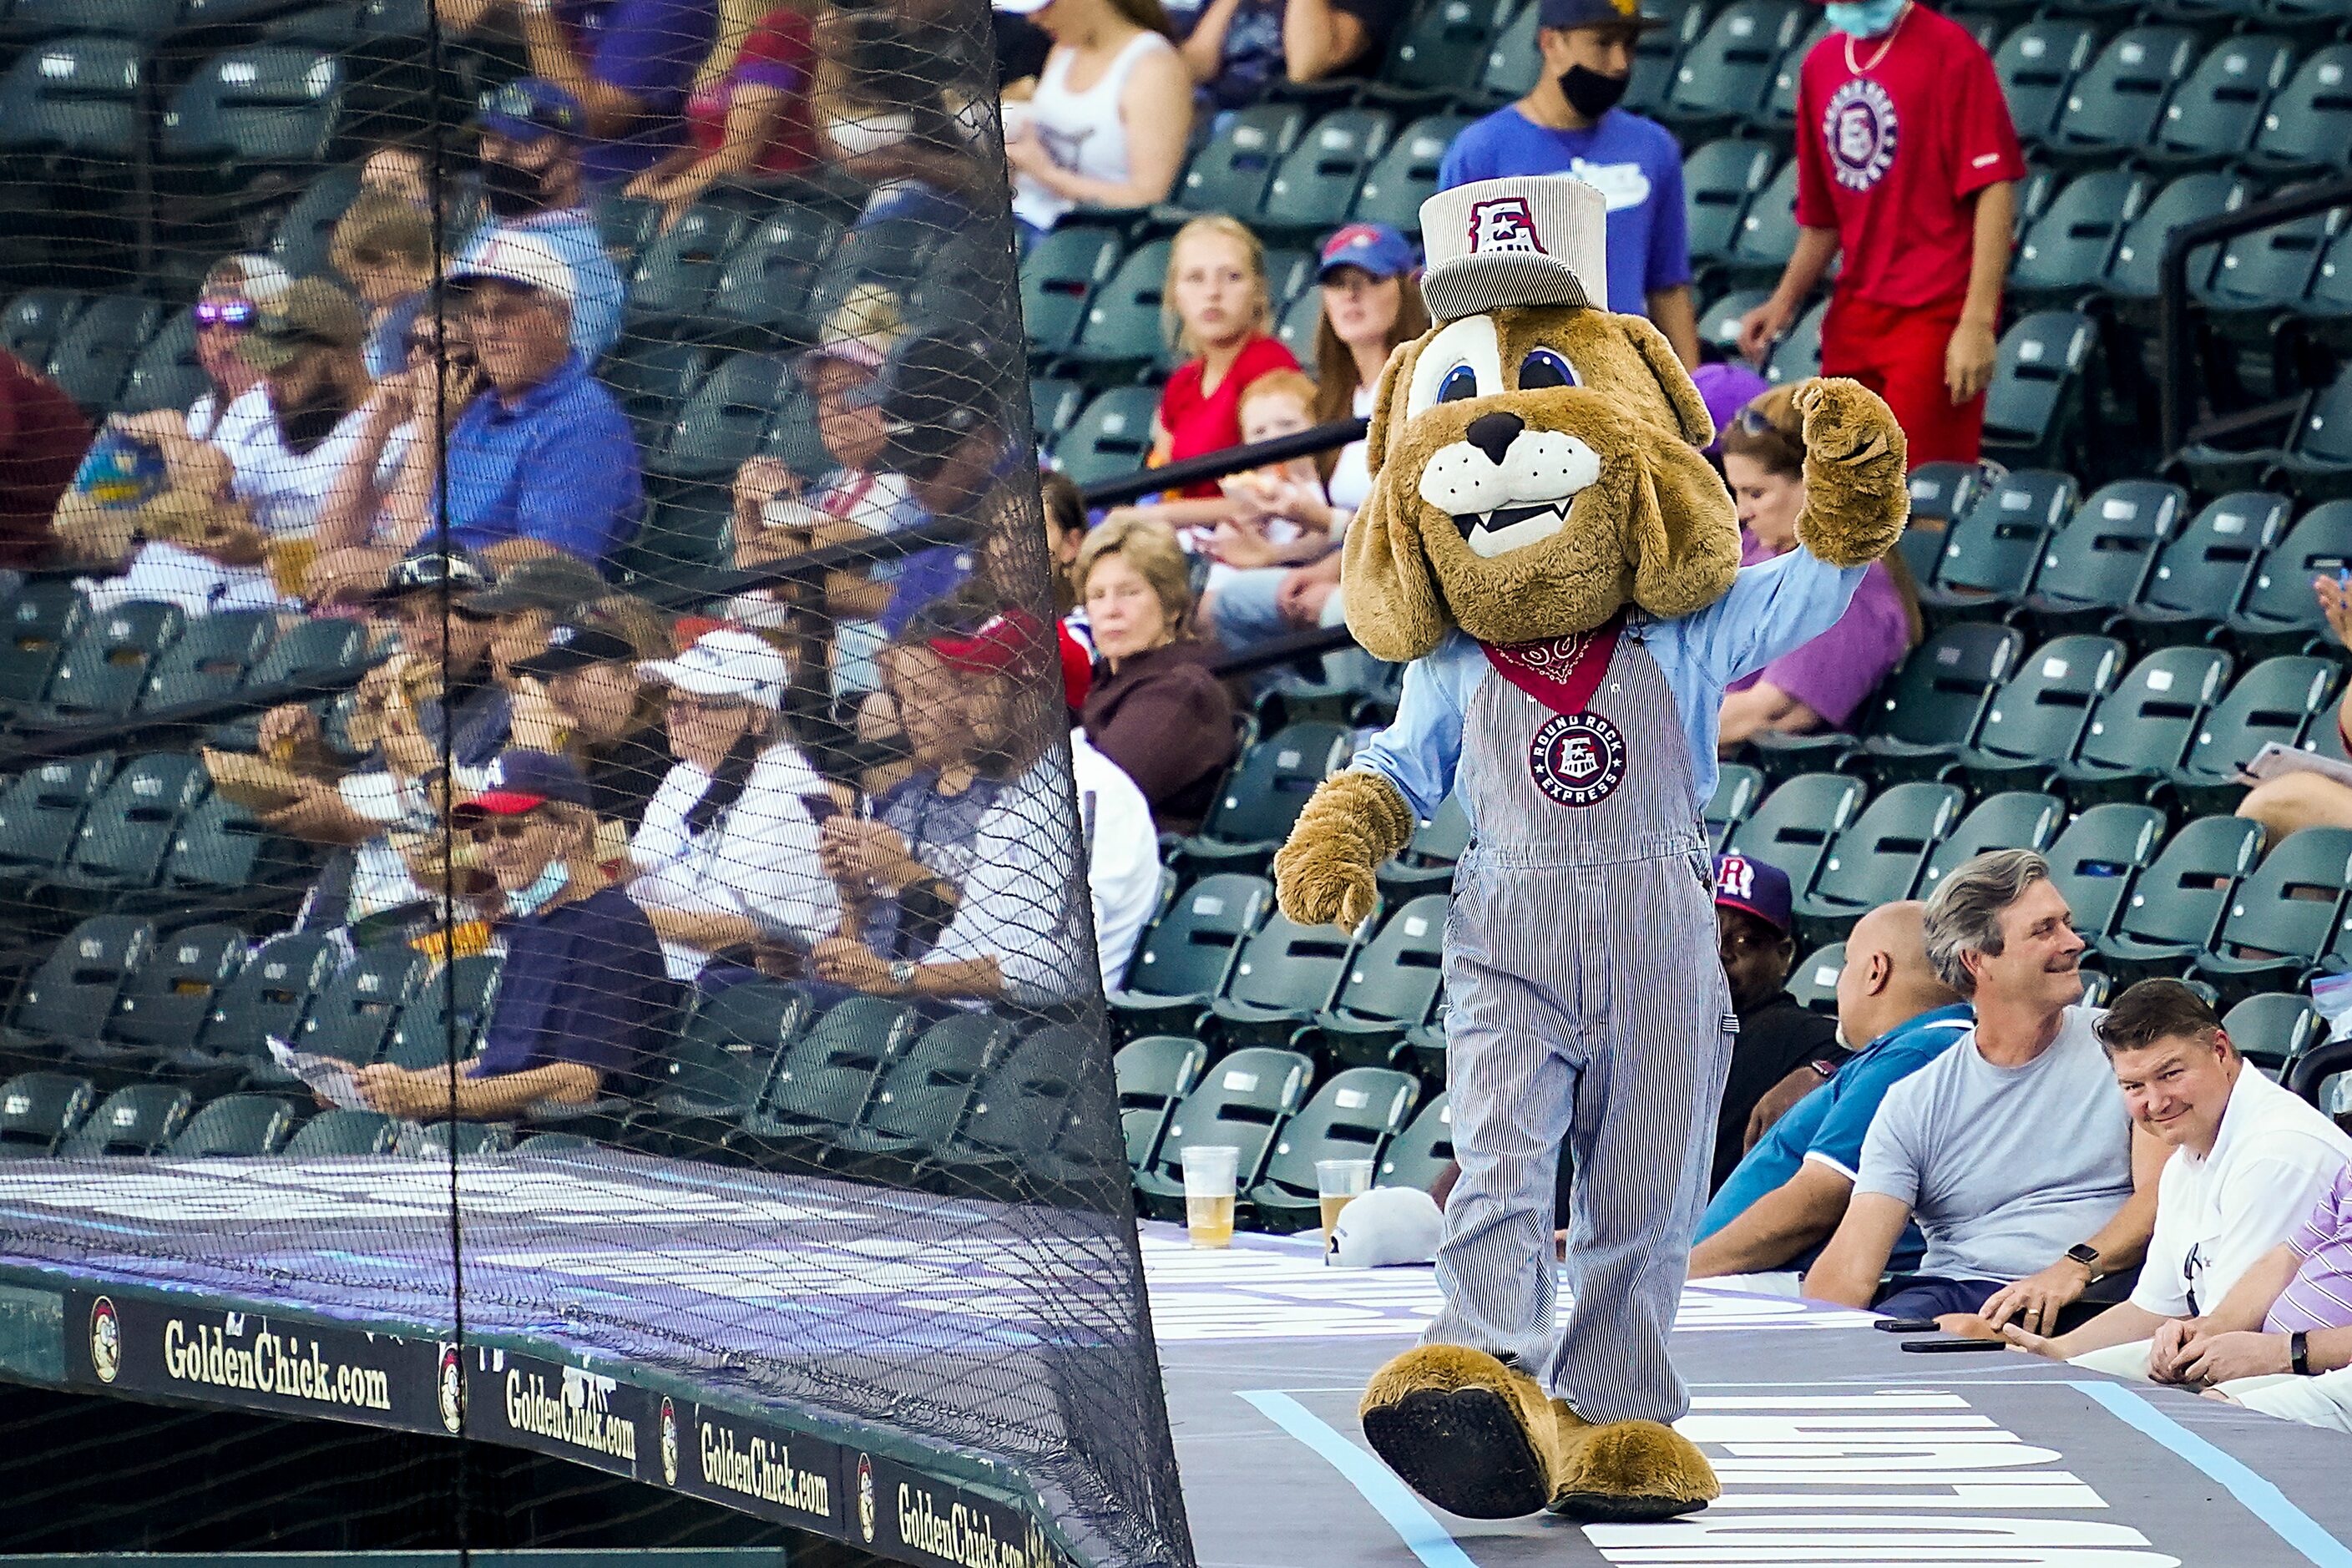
<box><xmin>1818</xmin><ymin>293</ymin><xmax>1983</xmax><ymax>468</ymax></box>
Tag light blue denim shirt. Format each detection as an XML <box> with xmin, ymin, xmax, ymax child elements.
<box><xmin>1354</xmin><ymin>546</ymin><xmax>1869</xmax><ymax>824</ymax></box>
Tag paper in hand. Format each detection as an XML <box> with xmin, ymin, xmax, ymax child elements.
<box><xmin>2240</xmin><ymin>742</ymin><xmax>2352</xmax><ymax>792</ymax></box>
<box><xmin>266</xmin><ymin>1036</ymin><xmax>367</xmax><ymax>1110</ymax></box>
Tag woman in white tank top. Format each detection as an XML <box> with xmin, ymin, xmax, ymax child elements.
<box><xmin>1000</xmin><ymin>0</ymin><xmax>1191</xmax><ymax>241</ymax></box>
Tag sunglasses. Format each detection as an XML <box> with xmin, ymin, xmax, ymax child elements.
<box><xmin>665</xmin><ymin>692</ymin><xmax>749</xmax><ymax>716</ymax></box>
<box><xmin>465</xmin><ymin>816</ymin><xmax>544</xmax><ymax>842</ymax></box>
<box><xmin>195</xmin><ymin>300</ymin><xmax>259</xmax><ymax>329</ymax></box>
<box><xmin>1735</xmin><ymin>405</ymin><xmax>1783</xmax><ymax>436</ymax></box>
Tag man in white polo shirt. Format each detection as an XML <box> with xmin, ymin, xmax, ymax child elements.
<box><xmin>1990</xmin><ymin>979</ymin><xmax>2352</xmax><ymax>1378</ymax></box>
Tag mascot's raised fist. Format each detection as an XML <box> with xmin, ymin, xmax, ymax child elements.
<box><xmin>1785</xmin><ymin>375</ymin><xmax>1909</xmax><ymax>569</ymax></box>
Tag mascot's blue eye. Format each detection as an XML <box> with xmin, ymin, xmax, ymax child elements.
<box><xmin>1437</xmin><ymin>364</ymin><xmax>1479</xmax><ymax>403</ymax></box>
<box><xmin>1519</xmin><ymin>348</ymin><xmax>1577</xmax><ymax>391</ymax></box>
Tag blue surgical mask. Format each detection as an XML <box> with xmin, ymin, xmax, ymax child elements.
<box><xmin>1824</xmin><ymin>0</ymin><xmax>1904</xmax><ymax>37</ymax></box>
<box><xmin>503</xmin><ymin>860</ymin><xmax>571</xmax><ymax>918</ymax></box>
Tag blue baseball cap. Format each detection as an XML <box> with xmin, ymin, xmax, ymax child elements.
<box><xmin>1714</xmin><ymin>852</ymin><xmax>1793</xmax><ymax>935</ymax></box>
<box><xmin>1318</xmin><ymin>223</ymin><xmax>1418</xmax><ymax>283</ymax></box>
<box><xmin>453</xmin><ymin>750</ymin><xmax>594</xmax><ymax>819</ymax></box>
<box><xmin>476</xmin><ymin>78</ymin><xmax>584</xmax><ymax>141</ymax></box>
<box><xmin>1538</xmin><ymin>0</ymin><xmax>1665</xmax><ymax>28</ymax></box>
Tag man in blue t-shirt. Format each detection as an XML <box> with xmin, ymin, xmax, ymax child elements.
<box><xmin>461</xmin><ymin>0</ymin><xmax>713</xmax><ymax>185</ymax></box>
<box><xmin>1689</xmin><ymin>901</ymin><xmax>1969</xmax><ymax>1287</ymax></box>
<box><xmin>1437</xmin><ymin>0</ymin><xmax>1697</xmax><ymax>367</ymax></box>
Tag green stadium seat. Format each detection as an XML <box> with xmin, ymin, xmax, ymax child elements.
<box><xmin>941</xmin><ymin>1027</ymin><xmax>1092</xmax><ymax>1190</ymax></box>
<box><xmin>1703</xmin><ymin>762</ymin><xmax>1763</xmax><ymax>850</ymax></box>
<box><xmin>1208</xmin><ymin>909</ymin><xmax>1363</xmax><ymax>1039</ymax></box>
<box><xmin>827</xmin><ymin>1011</ymin><xmax>1019</xmax><ymax>1171</ymax></box>
<box><xmin>1247</xmin><ymin>1065</ymin><xmax>1419</xmax><ymax>1232</ymax></box>
<box><xmin>1980</xmin><ymin>311</ymin><xmax>2096</xmax><ymax>467</ymax></box>
<box><xmin>1177</xmin><ymin>721</ymin><xmax>1354</xmax><ymax>870</ymax></box>
<box><xmin>265</xmin><ymin>164</ymin><xmax>362</xmax><ymax>278</ymax></box>
<box><xmin>624</xmin><ymin>203</ymin><xmax>747</xmax><ymax>333</ymax></box>
<box><xmin>1725</xmin><ymin>772</ymin><xmax>1866</xmax><ymax>898</ymax></box>
<box><xmin>2010</xmin><ymin>171</ymin><xmax>2149</xmax><ymax>305</ymax></box>
<box><xmin>2105</xmin><ymin>170</ymin><xmax>2249</xmax><ymax>300</ymax></box>
<box><xmin>1383</xmin><ymin>0</ymin><xmax>1518</xmax><ymax>94</ymax></box>
<box><xmin>1351</xmin><ymin>114</ymin><xmax>1465</xmax><ymax>233</ymax></box>
<box><xmin>1378</xmin><ymin>791</ymin><xmax>1469</xmax><ymax>896</ymax></box>
<box><xmin>2023</xmin><ymin>478</ymin><xmax>2186</xmax><ymax>625</ymax></box>
<box><xmin>43</xmin><ymin>292</ymin><xmax>162</xmax><ymax>415</ymax></box>
<box><xmin>2274</xmin><ymin>372</ymin><xmax>2352</xmax><ymax>502</ymax></box>
<box><xmin>1131</xmin><ymin>1045</ymin><xmax>1313</xmax><ymax>1219</ymax></box>
<box><xmin>43</xmin><ymin>599</ymin><xmax>183</xmax><ymax>721</ymax></box>
<box><xmin>56</xmin><ymin>751</ymin><xmax>208</xmax><ymax>893</ymax></box>
<box><xmin>2059</xmin><ymin>645</ymin><xmax>2233</xmax><ymax>792</ymax></box>
<box><xmin>2127</xmin><ymin>491</ymin><xmax>2289</xmax><ymax>636</ymax></box>
<box><xmin>1109</xmin><ymin>873</ymin><xmax>1272</xmax><ymax>1033</ymax></box>
<box><xmin>378</xmin><ymin>954</ymin><xmax>503</xmax><ymax>1071</ymax></box>
<box><xmin>0</xmin><ymin>1071</ymin><xmax>95</xmax><ymax>1156</ymax></box>
<box><xmin>280</xmin><ymin>1106</ymin><xmax>396</xmax><ymax>1156</ymax></box>
<box><xmin>1763</xmin><ymin>296</ymin><xmax>1825</xmax><ymax>385</ymax></box>
<box><xmin>1964</xmin><ymin>634</ymin><xmax>2126</xmax><ymax>782</ymax></box>
<box><xmin>1029</xmin><ymin>376</ymin><xmax>1085</xmax><ymax>448</ymax></box>
<box><xmin>1921</xmin><ymin>468</ymin><xmax>2078</xmax><ymax>614</ymax></box>
<box><xmin>706</xmin><ymin>204</ymin><xmax>840</xmax><ymax>346</ymax></box>
<box><xmin>9</xmin><ymin>914</ymin><xmax>149</xmax><ymax>1056</ymax></box>
<box><xmin>1697</xmin><ymin>289</ymin><xmax>1769</xmax><ymax>359</ymax></box>
<box><xmin>61</xmin><ymin>1082</ymin><xmax>190</xmax><ymax>1156</ymax></box>
<box><xmin>1310</xmin><ymin>893</ymin><xmax>1445</xmax><ymax>1066</ymax></box>
<box><xmin>1021</xmin><ymin>225</ymin><xmax>1125</xmax><ymax>356</ymax></box>
<box><xmin>0</xmin><ymin>577</ymin><xmax>88</xmax><ymax>710</ymax></box>
<box><xmin>200</xmin><ymin>930</ymin><xmax>337</xmax><ymax>1072</ymax></box>
<box><xmin>2172</xmin><ymin>655</ymin><xmax>2339</xmax><ymax>798</ymax></box>
<box><xmin>1890</xmin><ymin>461</ymin><xmax>1989</xmax><ymax>585</ymax></box>
<box><xmin>1794</xmin><ymin>781</ymin><xmax>1965</xmax><ymax>940</ymax></box>
<box><xmin>1262</xmin><ymin>109</ymin><xmax>1393</xmax><ymax>234</ymax></box>
<box><xmin>2098</xmin><ymin>813</ymin><xmax>2263</xmax><ymax>969</ymax></box>
<box><xmin>1476</xmin><ymin>1</ymin><xmax>1540</xmax><ymax>99</ymax></box>
<box><xmin>630</xmin><ymin>981</ymin><xmax>811</xmax><ymax>1153</ymax></box>
<box><xmin>1262</xmin><ymin>245</ymin><xmax>1316</xmax><ymax>311</ymax></box>
<box><xmin>169</xmin><ymin>1093</ymin><xmax>299</xmax><ymax>1156</ymax></box>
<box><xmin>2221</xmin><ymin>991</ymin><xmax>2322</xmax><ymax>1079</ymax></box>
<box><xmin>1857</xmin><ymin>621</ymin><xmax>2025</xmax><ymax>772</ymax></box>
<box><xmin>1917</xmin><ymin>791</ymin><xmax>2063</xmax><ymax>900</ymax></box>
<box><xmin>2249</xmin><ymin>44</ymin><xmax>2352</xmax><ymax>175</ymax></box>
<box><xmin>734</xmin><ymin>995</ymin><xmax>920</xmax><ymax>1151</ymax></box>
<box><xmin>1376</xmin><ymin>1090</ymin><xmax>1451</xmax><ymax>1192</ymax></box>
<box><xmin>405</xmin><ymin>1120</ymin><xmax>511</xmax><ymax>1159</ymax></box>
<box><xmin>2046</xmin><ymin>27</ymin><xmax>2200</xmax><ymax>159</ymax></box>
<box><xmin>138</xmin><ymin>608</ymin><xmax>273</xmax><ymax>711</ymax></box>
<box><xmin>606</xmin><ymin>339</ymin><xmax>715</xmax><ymax>452</ymax></box>
<box><xmin>243</xmin><ymin>614</ymin><xmax>367</xmax><ymax>691</ymax></box>
<box><xmin>161</xmin><ymin>46</ymin><xmax>349</xmax><ymax>192</ymax></box>
<box><xmin>649</xmin><ymin>350</ymin><xmax>791</xmax><ymax>482</ymax></box>
<box><xmin>0</xmin><ymin>289</ymin><xmax>86</xmax><ymax>368</ymax></box>
<box><xmin>1072</xmin><ymin>238</ymin><xmax>1173</xmax><ymax>365</ymax></box>
<box><xmin>2228</xmin><ymin>503</ymin><xmax>2352</xmax><ymax>645</ymax></box>
<box><xmin>2198</xmin><ymin>827</ymin><xmax>2352</xmax><ymax>995</ymax></box>
<box><xmin>516</xmin><ymin>1130</ymin><xmax>595</xmax><ymax>1153</ymax></box>
<box><xmin>2042</xmin><ymin>802</ymin><xmax>2167</xmax><ymax>945</ymax></box>
<box><xmin>1994</xmin><ymin>18</ymin><xmax>2102</xmax><ymax>143</ymax></box>
<box><xmin>1682</xmin><ymin>139</ymin><xmax>1778</xmax><ymax>267</ymax></box>
<box><xmin>1117</xmin><ymin>1033</ymin><xmax>1208</xmax><ymax>1171</ymax></box>
<box><xmin>295</xmin><ymin>945</ymin><xmax>422</xmax><ymax>1067</ymax></box>
<box><xmin>2197</xmin><ymin>206</ymin><xmax>2332</xmax><ymax>319</ymax></box>
<box><xmin>1753</xmin><ymin>16</ymin><xmax>1828</xmax><ymax>131</ymax></box>
<box><xmin>592</xmin><ymin>191</ymin><xmax>662</xmax><ymax>274</ymax></box>
<box><xmin>0</xmin><ymin>38</ymin><xmax>144</xmax><ymax>169</ymax></box>
<box><xmin>1787</xmin><ymin>943</ymin><xmax>1840</xmax><ymax>1015</ymax></box>
<box><xmin>1728</xmin><ymin>140</ymin><xmax>1801</xmax><ymax>277</ymax></box>
<box><xmin>2152</xmin><ymin>35</ymin><xmax>2297</xmax><ymax>165</ymax></box>
<box><xmin>0</xmin><ymin>755</ymin><xmax>113</xmax><ymax>881</ymax></box>
<box><xmin>115</xmin><ymin>306</ymin><xmax>206</xmax><ymax>415</ymax></box>
<box><xmin>1662</xmin><ymin>0</ymin><xmax>1806</xmax><ymax>133</ymax></box>
<box><xmin>106</xmin><ymin>921</ymin><xmax>245</xmax><ymax>1061</ymax></box>
<box><xmin>1054</xmin><ymin>384</ymin><xmax>1161</xmax><ymax>488</ymax></box>
<box><xmin>1274</xmin><ymin>288</ymin><xmax>1323</xmax><ymax>362</ymax></box>
<box><xmin>1175</xmin><ymin>104</ymin><xmax>1305</xmax><ymax>217</ymax></box>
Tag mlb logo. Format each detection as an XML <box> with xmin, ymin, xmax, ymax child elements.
<box><xmin>1466</xmin><ymin>197</ymin><xmax>1547</xmax><ymax>258</ymax></box>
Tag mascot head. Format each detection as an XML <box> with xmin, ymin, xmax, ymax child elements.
<box><xmin>1344</xmin><ymin>176</ymin><xmax>1742</xmax><ymax>661</ymax></box>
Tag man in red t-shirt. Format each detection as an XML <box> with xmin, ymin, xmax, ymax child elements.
<box><xmin>1736</xmin><ymin>0</ymin><xmax>2023</xmax><ymax>466</ymax></box>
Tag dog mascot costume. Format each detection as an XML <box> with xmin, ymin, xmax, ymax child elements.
<box><xmin>1272</xmin><ymin>175</ymin><xmax>1909</xmax><ymax>1523</ymax></box>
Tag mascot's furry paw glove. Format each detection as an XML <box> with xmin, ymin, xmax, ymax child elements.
<box><xmin>1272</xmin><ymin>770</ymin><xmax>1415</xmax><ymax>932</ymax></box>
<box><xmin>1356</xmin><ymin>1348</ymin><xmax>1720</xmax><ymax>1522</ymax></box>
<box><xmin>1787</xmin><ymin>376</ymin><xmax>1910</xmax><ymax>568</ymax></box>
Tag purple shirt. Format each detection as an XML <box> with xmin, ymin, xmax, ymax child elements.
<box><xmin>559</xmin><ymin>0</ymin><xmax>716</xmax><ymax>185</ymax></box>
<box><xmin>2267</xmin><ymin>1164</ymin><xmax>2352</xmax><ymax>1334</ymax></box>
<box><xmin>1727</xmin><ymin>531</ymin><xmax>1911</xmax><ymax>728</ymax></box>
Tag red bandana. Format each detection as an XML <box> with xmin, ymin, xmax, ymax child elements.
<box><xmin>1479</xmin><ymin>615</ymin><xmax>1624</xmax><ymax>718</ymax></box>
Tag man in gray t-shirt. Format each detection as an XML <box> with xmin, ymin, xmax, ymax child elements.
<box><xmin>1805</xmin><ymin>850</ymin><xmax>2162</xmax><ymax>1329</ymax></box>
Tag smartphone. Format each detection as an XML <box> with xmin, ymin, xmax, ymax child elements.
<box><xmin>1899</xmin><ymin>1338</ymin><xmax>2008</xmax><ymax>1354</ymax></box>
<box><xmin>1873</xmin><ymin>1318</ymin><xmax>1940</xmax><ymax>1334</ymax></box>
<box><xmin>799</xmin><ymin>793</ymin><xmax>841</xmax><ymax>824</ymax></box>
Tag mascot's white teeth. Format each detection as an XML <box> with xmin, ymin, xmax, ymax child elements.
<box><xmin>1454</xmin><ymin>501</ymin><xmax>1573</xmax><ymax>559</ymax></box>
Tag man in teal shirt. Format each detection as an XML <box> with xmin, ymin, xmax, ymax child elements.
<box><xmin>1690</xmin><ymin>900</ymin><xmax>1968</xmax><ymax>1287</ymax></box>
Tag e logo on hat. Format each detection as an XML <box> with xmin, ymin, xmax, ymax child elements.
<box><xmin>1467</xmin><ymin>197</ymin><xmax>1548</xmax><ymax>258</ymax></box>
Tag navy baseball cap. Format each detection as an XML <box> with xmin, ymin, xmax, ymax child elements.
<box><xmin>1537</xmin><ymin>0</ymin><xmax>1665</xmax><ymax>28</ymax></box>
<box><xmin>1318</xmin><ymin>223</ymin><xmax>1418</xmax><ymax>282</ymax></box>
<box><xmin>453</xmin><ymin>750</ymin><xmax>594</xmax><ymax>820</ymax></box>
<box><xmin>476</xmin><ymin>78</ymin><xmax>584</xmax><ymax>141</ymax></box>
<box><xmin>1714</xmin><ymin>852</ymin><xmax>1793</xmax><ymax>934</ymax></box>
<box><xmin>511</xmin><ymin>616</ymin><xmax>639</xmax><ymax>679</ymax></box>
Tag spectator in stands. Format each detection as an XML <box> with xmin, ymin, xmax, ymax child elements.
<box><xmin>0</xmin><ymin>351</ymin><xmax>89</xmax><ymax>573</ymax></box>
<box><xmin>361</xmin><ymin>143</ymin><xmax>432</xmax><ymax>208</ymax></box>
<box><xmin>1059</xmin><ymin>622</ymin><xmax>1159</xmax><ymax>990</ymax></box>
<box><xmin>999</xmin><ymin>0</ymin><xmax>1190</xmax><ymax>250</ymax></box>
<box><xmin>433</xmin><ymin>234</ymin><xmax>643</xmax><ymax>569</ymax></box>
<box><xmin>1197</xmin><ymin>372</ymin><xmax>1343</xmax><ymax>627</ymax></box>
<box><xmin>457</xmin><ymin>79</ymin><xmax>626</xmax><ymax>359</ymax></box>
<box><xmin>873</xmin><ymin>328</ymin><xmax>1022</xmax><ymax>640</ymax></box>
<box><xmin>446</xmin><ymin>0</ymin><xmax>715</xmax><ymax>187</ymax></box>
<box><xmin>1714</xmin><ymin>385</ymin><xmax>1921</xmax><ymax>747</ymax></box>
<box><xmin>1150</xmin><ymin>217</ymin><xmax>1300</xmax><ymax>506</ymax></box>
<box><xmin>809</xmin><ymin>8</ymin><xmax>995</xmax><ymax>231</ymax></box>
<box><xmin>1708</xmin><ymin>852</ymin><xmax>1841</xmax><ymax>1192</ymax></box>
<box><xmin>353</xmin><ymin>751</ymin><xmax>671</xmax><ymax>1120</ymax></box>
<box><xmin>185</xmin><ymin>255</ymin><xmax>292</xmax><ymax>443</ymax></box>
<box><xmin>1736</xmin><ymin>0</ymin><xmax>2022</xmax><ymax>467</ymax></box>
<box><xmin>631</xmin><ymin>627</ymin><xmax>841</xmax><ymax>986</ymax></box>
<box><xmin>1178</xmin><ymin>0</ymin><xmax>1401</xmax><ymax>108</ymax></box>
<box><xmin>1076</xmin><ymin>513</ymin><xmax>1236</xmax><ymax>833</ymax></box>
<box><xmin>506</xmin><ymin>604</ymin><xmax>675</xmax><ymax>829</ymax></box>
<box><xmin>624</xmin><ymin>0</ymin><xmax>822</xmax><ymax>227</ymax></box>
<box><xmin>1039</xmin><ymin>470</ymin><xmax>1089</xmax><ymax>625</ymax></box>
<box><xmin>1805</xmin><ymin>850</ymin><xmax>2162</xmax><ymax>1329</ymax></box>
<box><xmin>1692</xmin><ymin>360</ymin><xmax>1769</xmax><ymax>475</ymax></box>
<box><xmin>1438</xmin><ymin>0</ymin><xmax>1697</xmax><ymax>367</ymax></box>
<box><xmin>461</xmin><ymin>554</ymin><xmax>612</xmax><ymax>689</ymax></box>
<box><xmin>1977</xmin><ymin>981</ymin><xmax>2352</xmax><ymax>1381</ymax></box>
<box><xmin>1692</xmin><ymin>900</ymin><xmax>1969</xmax><ymax>1291</ymax></box>
<box><xmin>2238</xmin><ymin>575</ymin><xmax>2352</xmax><ymax>839</ymax></box>
<box><xmin>329</xmin><ymin>192</ymin><xmax>436</xmax><ymax>379</ymax></box>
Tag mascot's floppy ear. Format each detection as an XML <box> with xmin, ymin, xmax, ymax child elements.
<box><xmin>1611</xmin><ymin>313</ymin><xmax>1717</xmax><ymax>449</ymax></box>
<box><xmin>1343</xmin><ymin>338</ymin><xmax>1452</xmax><ymax>663</ymax></box>
<box><xmin>1623</xmin><ymin>437</ymin><xmax>1742</xmax><ymax>620</ymax></box>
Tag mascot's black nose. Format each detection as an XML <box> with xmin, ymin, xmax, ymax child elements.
<box><xmin>1464</xmin><ymin>411</ymin><xmax>1524</xmax><ymax>467</ymax></box>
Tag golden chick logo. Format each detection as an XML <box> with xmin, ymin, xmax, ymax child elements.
<box><xmin>857</xmin><ymin>1454</ymin><xmax>877</xmax><ymax>1544</ymax></box>
<box><xmin>89</xmin><ymin>1297</ymin><xmax>120</xmax><ymax>1384</ymax></box>
<box><xmin>660</xmin><ymin>1397</ymin><xmax>679</xmax><ymax>1486</ymax></box>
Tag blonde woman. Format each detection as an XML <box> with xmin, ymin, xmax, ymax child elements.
<box><xmin>999</xmin><ymin>0</ymin><xmax>1191</xmax><ymax>248</ymax></box>
<box><xmin>1151</xmin><ymin>215</ymin><xmax>1298</xmax><ymax>498</ymax></box>
<box><xmin>1076</xmin><ymin>513</ymin><xmax>1237</xmax><ymax>832</ymax></box>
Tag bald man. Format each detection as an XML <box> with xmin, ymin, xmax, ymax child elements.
<box><xmin>1690</xmin><ymin>902</ymin><xmax>1970</xmax><ymax>1290</ymax></box>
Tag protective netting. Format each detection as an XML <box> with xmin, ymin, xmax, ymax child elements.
<box><xmin>0</xmin><ymin>1</ymin><xmax>1191</xmax><ymax>1564</ymax></box>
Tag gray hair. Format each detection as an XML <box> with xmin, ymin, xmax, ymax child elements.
<box><xmin>1921</xmin><ymin>848</ymin><xmax>2051</xmax><ymax>997</ymax></box>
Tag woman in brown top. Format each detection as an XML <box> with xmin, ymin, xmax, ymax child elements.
<box><xmin>1076</xmin><ymin>513</ymin><xmax>1236</xmax><ymax>834</ymax></box>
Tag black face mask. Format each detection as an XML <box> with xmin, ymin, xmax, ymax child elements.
<box><xmin>278</xmin><ymin>386</ymin><xmax>355</xmax><ymax>454</ymax></box>
<box><xmin>478</xmin><ymin>154</ymin><xmax>548</xmax><ymax>218</ymax></box>
<box><xmin>1559</xmin><ymin>64</ymin><xmax>1630</xmax><ymax>119</ymax></box>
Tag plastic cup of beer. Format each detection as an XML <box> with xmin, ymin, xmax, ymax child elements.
<box><xmin>1181</xmin><ymin>1145</ymin><xmax>1240</xmax><ymax>1248</ymax></box>
<box><xmin>1316</xmin><ymin>1159</ymin><xmax>1374</xmax><ymax>1258</ymax></box>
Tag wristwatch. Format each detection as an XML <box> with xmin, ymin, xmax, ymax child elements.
<box><xmin>2064</xmin><ymin>1242</ymin><xmax>2102</xmax><ymax>1278</ymax></box>
<box><xmin>888</xmin><ymin>959</ymin><xmax>918</xmax><ymax>991</ymax></box>
<box><xmin>2292</xmin><ymin>1330</ymin><xmax>2313</xmax><ymax>1376</ymax></box>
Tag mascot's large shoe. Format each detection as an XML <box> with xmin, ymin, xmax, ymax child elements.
<box><xmin>1548</xmin><ymin>1400</ymin><xmax>1718</xmax><ymax>1523</ymax></box>
<box><xmin>1358</xmin><ymin>1346</ymin><xmax>1566</xmax><ymax>1519</ymax></box>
